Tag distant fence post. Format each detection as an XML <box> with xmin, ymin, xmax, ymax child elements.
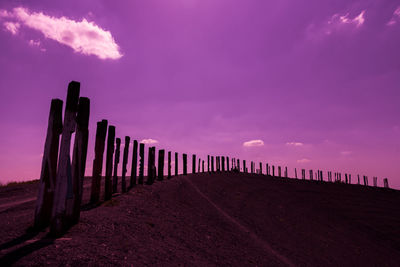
<box><xmin>138</xmin><ymin>143</ymin><xmax>144</xmax><ymax>184</ymax></box>
<box><xmin>192</xmin><ymin>154</ymin><xmax>196</xmax><ymax>174</ymax></box>
<box><xmin>349</xmin><ymin>174</ymin><xmax>351</xmax><ymax>184</ymax></box>
<box><xmin>158</xmin><ymin>149</ymin><xmax>165</xmax><ymax>181</ymax></box>
<box><xmin>211</xmin><ymin>156</ymin><xmax>214</xmax><ymax>172</ymax></box>
<box><xmin>237</xmin><ymin>159</ymin><xmax>240</xmax><ymax>172</ymax></box>
<box><xmin>285</xmin><ymin>167</ymin><xmax>288</xmax><ymax>178</ymax></box>
<box><xmin>175</xmin><ymin>152</ymin><xmax>178</xmax><ymax>176</ymax></box>
<box><xmin>34</xmin><ymin>99</ymin><xmax>63</xmax><ymax>229</ymax></box>
<box><xmin>113</xmin><ymin>138</ymin><xmax>121</xmax><ymax>193</ymax></box>
<box><xmin>222</xmin><ymin>157</ymin><xmax>225</xmax><ymax>172</ymax></box>
<box><xmin>202</xmin><ymin>160</ymin><xmax>204</xmax><ymax>173</ymax></box>
<box><xmin>90</xmin><ymin>120</ymin><xmax>108</xmax><ymax>203</ymax></box>
<box><xmin>168</xmin><ymin>151</ymin><xmax>172</xmax><ymax>179</ymax></box>
<box><xmin>104</xmin><ymin>125</ymin><xmax>115</xmax><ymax>200</ymax></box>
<box><xmin>310</xmin><ymin>170</ymin><xmax>314</xmax><ymax>181</ymax></box>
<box><xmin>320</xmin><ymin>171</ymin><xmax>323</xmax><ymax>181</ymax></box>
<box><xmin>294</xmin><ymin>168</ymin><xmax>297</xmax><ymax>179</ymax></box>
<box><xmin>363</xmin><ymin>176</ymin><xmax>368</xmax><ymax>186</ymax></box>
<box><xmin>357</xmin><ymin>174</ymin><xmax>360</xmax><ymax>185</ymax></box>
<box><xmin>227</xmin><ymin>157</ymin><xmax>229</xmax><ymax>171</ymax></box>
<box><xmin>278</xmin><ymin>166</ymin><xmax>281</xmax><ymax>177</ymax></box>
<box><xmin>345</xmin><ymin>174</ymin><xmax>348</xmax><ymax>184</ymax></box>
<box><xmin>383</xmin><ymin>178</ymin><xmax>389</xmax><ymax>188</ymax></box>
<box><xmin>147</xmin><ymin>147</ymin><xmax>154</xmax><ymax>184</ymax></box>
<box><xmin>50</xmin><ymin>81</ymin><xmax>80</xmax><ymax>236</ymax></box>
<box><xmin>373</xmin><ymin>176</ymin><xmax>377</xmax><ymax>187</ymax></box>
<box><xmin>183</xmin><ymin>154</ymin><xmax>188</xmax><ymax>175</ymax></box>
<box><xmin>207</xmin><ymin>155</ymin><xmax>210</xmax><ymax>172</ymax></box>
<box><xmin>243</xmin><ymin>160</ymin><xmax>246</xmax><ymax>173</ymax></box>
<box><xmin>130</xmin><ymin>140</ymin><xmax>138</xmax><ymax>188</ymax></box>
<box><xmin>198</xmin><ymin>158</ymin><xmax>201</xmax><ymax>173</ymax></box>
<box><xmin>121</xmin><ymin>136</ymin><xmax>130</xmax><ymax>193</ymax></box>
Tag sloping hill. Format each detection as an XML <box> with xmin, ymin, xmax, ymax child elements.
<box><xmin>1</xmin><ymin>173</ymin><xmax>400</xmax><ymax>266</ymax></box>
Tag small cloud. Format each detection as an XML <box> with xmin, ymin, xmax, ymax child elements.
<box><xmin>243</xmin><ymin>139</ymin><xmax>264</xmax><ymax>147</ymax></box>
<box><xmin>0</xmin><ymin>7</ymin><xmax>122</xmax><ymax>59</ymax></box>
<box><xmin>330</xmin><ymin>10</ymin><xmax>365</xmax><ymax>28</ymax></box>
<box><xmin>286</xmin><ymin>142</ymin><xmax>304</xmax><ymax>147</ymax></box>
<box><xmin>29</xmin><ymin>39</ymin><xmax>40</xmax><ymax>46</ymax></box>
<box><xmin>340</xmin><ymin>151</ymin><xmax>352</xmax><ymax>156</ymax></box>
<box><xmin>141</xmin><ymin>138</ymin><xmax>159</xmax><ymax>144</ymax></box>
<box><xmin>297</xmin><ymin>158</ymin><xmax>311</xmax><ymax>163</ymax></box>
<box><xmin>387</xmin><ymin>6</ymin><xmax>400</xmax><ymax>26</ymax></box>
<box><xmin>3</xmin><ymin>21</ymin><xmax>20</xmax><ymax>35</ymax></box>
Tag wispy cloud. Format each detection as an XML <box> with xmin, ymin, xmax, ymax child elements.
<box><xmin>387</xmin><ymin>6</ymin><xmax>400</xmax><ymax>26</ymax></box>
<box><xmin>297</xmin><ymin>158</ymin><xmax>311</xmax><ymax>163</ymax></box>
<box><xmin>141</xmin><ymin>138</ymin><xmax>159</xmax><ymax>145</ymax></box>
<box><xmin>3</xmin><ymin>21</ymin><xmax>20</xmax><ymax>35</ymax></box>
<box><xmin>243</xmin><ymin>139</ymin><xmax>264</xmax><ymax>147</ymax></box>
<box><xmin>286</xmin><ymin>142</ymin><xmax>304</xmax><ymax>147</ymax></box>
<box><xmin>0</xmin><ymin>7</ymin><xmax>122</xmax><ymax>60</ymax></box>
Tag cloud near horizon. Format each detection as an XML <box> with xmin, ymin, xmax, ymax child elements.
<box><xmin>286</xmin><ymin>142</ymin><xmax>304</xmax><ymax>147</ymax></box>
<box><xmin>297</xmin><ymin>158</ymin><xmax>311</xmax><ymax>163</ymax></box>
<box><xmin>0</xmin><ymin>7</ymin><xmax>122</xmax><ymax>59</ymax></box>
<box><xmin>243</xmin><ymin>139</ymin><xmax>264</xmax><ymax>147</ymax></box>
<box><xmin>140</xmin><ymin>138</ymin><xmax>159</xmax><ymax>145</ymax></box>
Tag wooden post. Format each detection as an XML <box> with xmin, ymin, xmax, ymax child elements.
<box><xmin>320</xmin><ymin>171</ymin><xmax>323</xmax><ymax>181</ymax></box>
<box><xmin>34</xmin><ymin>99</ymin><xmax>63</xmax><ymax>229</ymax></box>
<box><xmin>202</xmin><ymin>160</ymin><xmax>204</xmax><ymax>173</ymax></box>
<box><xmin>285</xmin><ymin>167</ymin><xmax>288</xmax><ymax>178</ymax></box>
<box><xmin>147</xmin><ymin>147</ymin><xmax>154</xmax><ymax>184</ymax></box>
<box><xmin>121</xmin><ymin>136</ymin><xmax>130</xmax><ymax>193</ymax></box>
<box><xmin>112</xmin><ymin>138</ymin><xmax>121</xmax><ymax>193</ymax></box>
<box><xmin>345</xmin><ymin>174</ymin><xmax>348</xmax><ymax>184</ymax></box>
<box><xmin>294</xmin><ymin>168</ymin><xmax>297</xmax><ymax>179</ymax></box>
<box><xmin>349</xmin><ymin>174</ymin><xmax>351</xmax><ymax>184</ymax></box>
<box><xmin>266</xmin><ymin>164</ymin><xmax>269</xmax><ymax>175</ymax></box>
<box><xmin>259</xmin><ymin>163</ymin><xmax>262</xmax><ymax>174</ymax></box>
<box><xmin>50</xmin><ymin>81</ymin><xmax>80</xmax><ymax>236</ymax></box>
<box><xmin>158</xmin><ymin>149</ymin><xmax>165</xmax><ymax>181</ymax></box>
<box><xmin>104</xmin><ymin>125</ymin><xmax>115</xmax><ymax>200</ymax></box>
<box><xmin>138</xmin><ymin>143</ymin><xmax>144</xmax><ymax>184</ymax></box>
<box><xmin>278</xmin><ymin>166</ymin><xmax>281</xmax><ymax>177</ymax></box>
<box><xmin>226</xmin><ymin>157</ymin><xmax>229</xmax><ymax>172</ymax></box>
<box><xmin>222</xmin><ymin>157</ymin><xmax>225</xmax><ymax>172</ymax></box>
<box><xmin>207</xmin><ymin>155</ymin><xmax>210</xmax><ymax>172</ymax></box>
<box><xmin>310</xmin><ymin>170</ymin><xmax>313</xmax><ymax>181</ymax></box>
<box><xmin>183</xmin><ymin>154</ymin><xmax>187</xmax><ymax>175</ymax></box>
<box><xmin>130</xmin><ymin>140</ymin><xmax>138</xmax><ymax>188</ymax></box>
<box><xmin>175</xmin><ymin>152</ymin><xmax>178</xmax><ymax>176</ymax></box>
<box><xmin>363</xmin><ymin>176</ymin><xmax>368</xmax><ymax>186</ymax></box>
<box><xmin>243</xmin><ymin>160</ymin><xmax>246</xmax><ymax>173</ymax></box>
<box><xmin>192</xmin><ymin>154</ymin><xmax>196</xmax><ymax>174</ymax></box>
<box><xmin>168</xmin><ymin>151</ymin><xmax>171</xmax><ymax>179</ymax></box>
<box><xmin>211</xmin><ymin>156</ymin><xmax>214</xmax><ymax>172</ymax></box>
<box><xmin>90</xmin><ymin>120</ymin><xmax>108</xmax><ymax>203</ymax></box>
<box><xmin>383</xmin><ymin>178</ymin><xmax>389</xmax><ymax>188</ymax></box>
<box><xmin>373</xmin><ymin>177</ymin><xmax>377</xmax><ymax>187</ymax></box>
<box><xmin>198</xmin><ymin>158</ymin><xmax>201</xmax><ymax>173</ymax></box>
<box><xmin>237</xmin><ymin>159</ymin><xmax>240</xmax><ymax>172</ymax></box>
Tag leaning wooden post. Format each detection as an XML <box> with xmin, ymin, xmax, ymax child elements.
<box><xmin>104</xmin><ymin>125</ymin><xmax>115</xmax><ymax>200</ymax></box>
<box><xmin>121</xmin><ymin>136</ymin><xmax>130</xmax><ymax>193</ymax></box>
<box><xmin>158</xmin><ymin>149</ymin><xmax>165</xmax><ymax>181</ymax></box>
<box><xmin>130</xmin><ymin>140</ymin><xmax>138</xmax><ymax>188</ymax></box>
<box><xmin>50</xmin><ymin>81</ymin><xmax>80</xmax><ymax>236</ymax></box>
<box><xmin>183</xmin><ymin>154</ymin><xmax>188</xmax><ymax>175</ymax></box>
<box><xmin>65</xmin><ymin>97</ymin><xmax>90</xmax><ymax>225</ymax></box>
<box><xmin>192</xmin><ymin>154</ymin><xmax>196</xmax><ymax>174</ymax></box>
<box><xmin>34</xmin><ymin>99</ymin><xmax>63</xmax><ymax>229</ymax></box>
<box><xmin>112</xmin><ymin>138</ymin><xmax>121</xmax><ymax>194</ymax></box>
<box><xmin>147</xmin><ymin>147</ymin><xmax>154</xmax><ymax>184</ymax></box>
<box><xmin>90</xmin><ymin>120</ymin><xmax>108</xmax><ymax>203</ymax></box>
<box><xmin>175</xmin><ymin>152</ymin><xmax>178</xmax><ymax>176</ymax></box>
<box><xmin>168</xmin><ymin>151</ymin><xmax>172</xmax><ymax>179</ymax></box>
<box><xmin>138</xmin><ymin>143</ymin><xmax>145</xmax><ymax>184</ymax></box>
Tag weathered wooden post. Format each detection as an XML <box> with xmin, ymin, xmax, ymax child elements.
<box><xmin>207</xmin><ymin>155</ymin><xmax>210</xmax><ymax>172</ymax></box>
<box><xmin>266</xmin><ymin>164</ymin><xmax>269</xmax><ymax>175</ymax></box>
<box><xmin>168</xmin><ymin>151</ymin><xmax>172</xmax><ymax>179</ymax></box>
<box><xmin>50</xmin><ymin>81</ymin><xmax>80</xmax><ymax>236</ymax></box>
<box><xmin>158</xmin><ymin>149</ymin><xmax>165</xmax><ymax>181</ymax></box>
<box><xmin>243</xmin><ymin>160</ymin><xmax>246</xmax><ymax>173</ymax></box>
<box><xmin>259</xmin><ymin>163</ymin><xmax>262</xmax><ymax>175</ymax></box>
<box><xmin>90</xmin><ymin>120</ymin><xmax>108</xmax><ymax>203</ymax></box>
<box><xmin>320</xmin><ymin>171</ymin><xmax>323</xmax><ymax>181</ymax></box>
<box><xmin>357</xmin><ymin>174</ymin><xmax>360</xmax><ymax>185</ymax></box>
<box><xmin>345</xmin><ymin>174</ymin><xmax>348</xmax><ymax>184</ymax></box>
<box><xmin>227</xmin><ymin>157</ymin><xmax>230</xmax><ymax>171</ymax></box>
<box><xmin>211</xmin><ymin>156</ymin><xmax>214</xmax><ymax>172</ymax></box>
<box><xmin>222</xmin><ymin>157</ymin><xmax>225</xmax><ymax>172</ymax></box>
<box><xmin>237</xmin><ymin>159</ymin><xmax>240</xmax><ymax>172</ymax></box>
<box><xmin>198</xmin><ymin>158</ymin><xmax>201</xmax><ymax>173</ymax></box>
<box><xmin>310</xmin><ymin>170</ymin><xmax>314</xmax><ymax>181</ymax></box>
<box><xmin>175</xmin><ymin>152</ymin><xmax>178</xmax><ymax>176</ymax></box>
<box><xmin>183</xmin><ymin>153</ymin><xmax>188</xmax><ymax>175</ymax></box>
<box><xmin>130</xmin><ymin>140</ymin><xmax>138</xmax><ymax>188</ymax></box>
<box><xmin>383</xmin><ymin>178</ymin><xmax>389</xmax><ymax>188</ymax></box>
<box><xmin>152</xmin><ymin>147</ymin><xmax>157</xmax><ymax>179</ymax></box>
<box><xmin>363</xmin><ymin>176</ymin><xmax>368</xmax><ymax>186</ymax></box>
<box><xmin>34</xmin><ymin>99</ymin><xmax>63</xmax><ymax>229</ymax></box>
<box><xmin>65</xmin><ymin>97</ymin><xmax>90</xmax><ymax>224</ymax></box>
<box><xmin>121</xmin><ymin>136</ymin><xmax>130</xmax><ymax>193</ymax></box>
<box><xmin>202</xmin><ymin>160</ymin><xmax>204</xmax><ymax>173</ymax></box>
<box><xmin>147</xmin><ymin>147</ymin><xmax>154</xmax><ymax>184</ymax></box>
<box><xmin>294</xmin><ymin>168</ymin><xmax>297</xmax><ymax>179</ymax></box>
<box><xmin>271</xmin><ymin>165</ymin><xmax>275</xmax><ymax>176</ymax></box>
<box><xmin>192</xmin><ymin>154</ymin><xmax>196</xmax><ymax>174</ymax></box>
<box><xmin>349</xmin><ymin>174</ymin><xmax>351</xmax><ymax>184</ymax></box>
<box><xmin>216</xmin><ymin>156</ymin><xmax>219</xmax><ymax>172</ymax></box>
<box><xmin>301</xmin><ymin>169</ymin><xmax>305</xmax><ymax>180</ymax></box>
<box><xmin>112</xmin><ymin>138</ymin><xmax>121</xmax><ymax>193</ymax></box>
<box><xmin>373</xmin><ymin>177</ymin><xmax>377</xmax><ymax>187</ymax></box>
<box><xmin>138</xmin><ymin>143</ymin><xmax>144</xmax><ymax>184</ymax></box>
<box><xmin>104</xmin><ymin>125</ymin><xmax>115</xmax><ymax>200</ymax></box>
<box><xmin>278</xmin><ymin>166</ymin><xmax>281</xmax><ymax>177</ymax></box>
<box><xmin>285</xmin><ymin>167</ymin><xmax>288</xmax><ymax>178</ymax></box>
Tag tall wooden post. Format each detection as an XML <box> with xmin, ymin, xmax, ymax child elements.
<box><xmin>175</xmin><ymin>152</ymin><xmax>178</xmax><ymax>176</ymax></box>
<box><xmin>222</xmin><ymin>157</ymin><xmax>225</xmax><ymax>172</ymax></box>
<box><xmin>294</xmin><ymin>168</ymin><xmax>297</xmax><ymax>179</ymax></box>
<box><xmin>192</xmin><ymin>154</ymin><xmax>196</xmax><ymax>174</ymax></box>
<box><xmin>272</xmin><ymin>165</ymin><xmax>275</xmax><ymax>177</ymax></box>
<box><xmin>373</xmin><ymin>177</ymin><xmax>377</xmax><ymax>187</ymax></box>
<box><xmin>138</xmin><ymin>143</ymin><xmax>144</xmax><ymax>184</ymax></box>
<box><xmin>211</xmin><ymin>156</ymin><xmax>214</xmax><ymax>172</ymax></box>
<box><xmin>383</xmin><ymin>178</ymin><xmax>389</xmax><ymax>188</ymax></box>
<box><xmin>90</xmin><ymin>120</ymin><xmax>108</xmax><ymax>203</ymax></box>
<box><xmin>50</xmin><ymin>81</ymin><xmax>80</xmax><ymax>236</ymax></box>
<box><xmin>207</xmin><ymin>155</ymin><xmax>210</xmax><ymax>172</ymax></box>
<box><xmin>183</xmin><ymin>154</ymin><xmax>187</xmax><ymax>175</ymax></box>
<box><xmin>104</xmin><ymin>125</ymin><xmax>115</xmax><ymax>200</ymax></box>
<box><xmin>198</xmin><ymin>158</ymin><xmax>201</xmax><ymax>173</ymax></box>
<box><xmin>227</xmin><ymin>157</ymin><xmax>230</xmax><ymax>171</ymax></box>
<box><xmin>121</xmin><ymin>136</ymin><xmax>130</xmax><ymax>193</ymax></box>
<box><xmin>152</xmin><ymin>147</ymin><xmax>156</xmax><ymax>180</ymax></box>
<box><xmin>34</xmin><ymin>99</ymin><xmax>63</xmax><ymax>229</ymax></box>
<box><xmin>349</xmin><ymin>174</ymin><xmax>351</xmax><ymax>184</ymax></box>
<box><xmin>202</xmin><ymin>160</ymin><xmax>204</xmax><ymax>173</ymax></box>
<box><xmin>168</xmin><ymin>151</ymin><xmax>172</xmax><ymax>179</ymax></box>
<box><xmin>158</xmin><ymin>149</ymin><xmax>165</xmax><ymax>181</ymax></box>
<box><xmin>147</xmin><ymin>147</ymin><xmax>154</xmax><ymax>184</ymax></box>
<box><xmin>243</xmin><ymin>160</ymin><xmax>246</xmax><ymax>173</ymax></box>
<box><xmin>112</xmin><ymin>138</ymin><xmax>121</xmax><ymax>193</ymax></box>
<box><xmin>237</xmin><ymin>159</ymin><xmax>240</xmax><ymax>172</ymax></box>
<box><xmin>130</xmin><ymin>140</ymin><xmax>138</xmax><ymax>188</ymax></box>
<box><xmin>259</xmin><ymin>163</ymin><xmax>263</xmax><ymax>174</ymax></box>
<box><xmin>278</xmin><ymin>166</ymin><xmax>281</xmax><ymax>177</ymax></box>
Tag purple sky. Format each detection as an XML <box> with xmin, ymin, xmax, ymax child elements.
<box><xmin>0</xmin><ymin>0</ymin><xmax>399</xmax><ymax>188</ymax></box>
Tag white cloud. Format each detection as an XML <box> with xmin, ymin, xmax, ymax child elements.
<box><xmin>3</xmin><ymin>21</ymin><xmax>20</xmax><ymax>35</ymax></box>
<box><xmin>243</xmin><ymin>139</ymin><xmax>264</xmax><ymax>147</ymax></box>
<box><xmin>0</xmin><ymin>7</ymin><xmax>122</xmax><ymax>60</ymax></box>
<box><xmin>387</xmin><ymin>7</ymin><xmax>400</xmax><ymax>26</ymax></box>
<box><xmin>329</xmin><ymin>10</ymin><xmax>365</xmax><ymax>28</ymax></box>
<box><xmin>141</xmin><ymin>138</ymin><xmax>159</xmax><ymax>145</ymax></box>
<box><xmin>286</xmin><ymin>142</ymin><xmax>304</xmax><ymax>147</ymax></box>
<box><xmin>297</xmin><ymin>158</ymin><xmax>311</xmax><ymax>163</ymax></box>
<box><xmin>29</xmin><ymin>39</ymin><xmax>40</xmax><ymax>46</ymax></box>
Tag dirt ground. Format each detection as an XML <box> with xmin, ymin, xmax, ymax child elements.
<box><xmin>1</xmin><ymin>173</ymin><xmax>400</xmax><ymax>266</ymax></box>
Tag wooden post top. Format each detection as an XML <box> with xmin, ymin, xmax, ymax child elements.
<box><xmin>66</xmin><ymin>81</ymin><xmax>80</xmax><ymax>113</ymax></box>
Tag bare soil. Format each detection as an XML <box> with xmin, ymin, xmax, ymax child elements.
<box><xmin>1</xmin><ymin>173</ymin><xmax>400</xmax><ymax>266</ymax></box>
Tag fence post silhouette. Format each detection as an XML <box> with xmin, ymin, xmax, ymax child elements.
<box><xmin>104</xmin><ymin>125</ymin><xmax>115</xmax><ymax>201</ymax></box>
<box><xmin>158</xmin><ymin>149</ymin><xmax>165</xmax><ymax>181</ymax></box>
<box><xmin>90</xmin><ymin>120</ymin><xmax>108</xmax><ymax>203</ymax></box>
<box><xmin>373</xmin><ymin>177</ymin><xmax>377</xmax><ymax>187</ymax></box>
<box><xmin>202</xmin><ymin>160</ymin><xmax>204</xmax><ymax>173</ymax></box>
<box><xmin>207</xmin><ymin>155</ymin><xmax>210</xmax><ymax>172</ymax></box>
<box><xmin>192</xmin><ymin>154</ymin><xmax>196</xmax><ymax>174</ymax></box>
<box><xmin>130</xmin><ymin>140</ymin><xmax>138</xmax><ymax>187</ymax></box>
<box><xmin>121</xmin><ymin>136</ymin><xmax>130</xmax><ymax>193</ymax></box>
<box><xmin>222</xmin><ymin>157</ymin><xmax>225</xmax><ymax>172</ymax></box>
<box><xmin>147</xmin><ymin>147</ymin><xmax>155</xmax><ymax>184</ymax></box>
<box><xmin>285</xmin><ymin>167</ymin><xmax>288</xmax><ymax>178</ymax></box>
<box><xmin>198</xmin><ymin>158</ymin><xmax>201</xmax><ymax>173</ymax></box>
<box><xmin>175</xmin><ymin>152</ymin><xmax>178</xmax><ymax>176</ymax></box>
<box><xmin>211</xmin><ymin>156</ymin><xmax>214</xmax><ymax>172</ymax></box>
<box><xmin>243</xmin><ymin>160</ymin><xmax>246</xmax><ymax>173</ymax></box>
<box><xmin>278</xmin><ymin>166</ymin><xmax>281</xmax><ymax>177</ymax></box>
<box><xmin>237</xmin><ymin>159</ymin><xmax>240</xmax><ymax>172</ymax></box>
<box><xmin>168</xmin><ymin>151</ymin><xmax>172</xmax><ymax>179</ymax></box>
<box><xmin>50</xmin><ymin>81</ymin><xmax>80</xmax><ymax>236</ymax></box>
<box><xmin>383</xmin><ymin>178</ymin><xmax>389</xmax><ymax>188</ymax></box>
<box><xmin>183</xmin><ymin>154</ymin><xmax>188</xmax><ymax>175</ymax></box>
<box><xmin>113</xmin><ymin>138</ymin><xmax>121</xmax><ymax>193</ymax></box>
<box><xmin>138</xmin><ymin>143</ymin><xmax>144</xmax><ymax>184</ymax></box>
<box><xmin>363</xmin><ymin>176</ymin><xmax>368</xmax><ymax>186</ymax></box>
<box><xmin>34</xmin><ymin>99</ymin><xmax>63</xmax><ymax>229</ymax></box>
<box><xmin>349</xmin><ymin>174</ymin><xmax>351</xmax><ymax>184</ymax></box>
<box><xmin>227</xmin><ymin>157</ymin><xmax>230</xmax><ymax>171</ymax></box>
